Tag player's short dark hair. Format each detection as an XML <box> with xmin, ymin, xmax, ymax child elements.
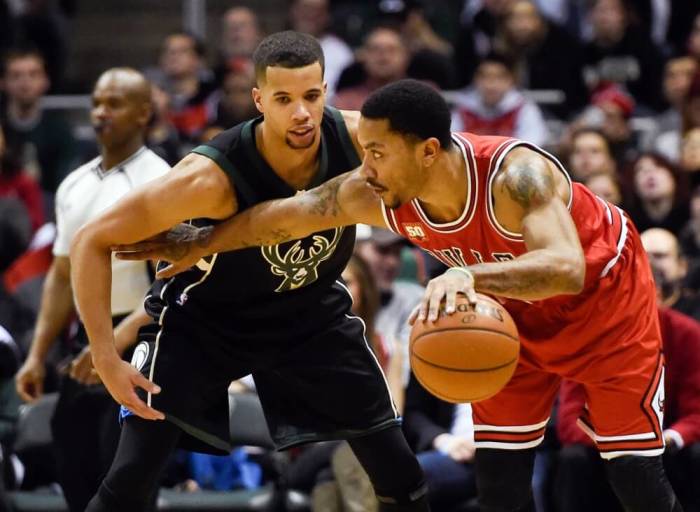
<box><xmin>252</xmin><ymin>31</ymin><xmax>324</xmax><ymax>83</ymax></box>
<box><xmin>361</xmin><ymin>79</ymin><xmax>452</xmax><ymax>148</ymax></box>
<box><xmin>2</xmin><ymin>47</ymin><xmax>46</xmax><ymax>76</ymax></box>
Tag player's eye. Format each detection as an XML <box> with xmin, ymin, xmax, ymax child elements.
<box><xmin>372</xmin><ymin>151</ymin><xmax>382</xmax><ymax>160</ymax></box>
<box><xmin>305</xmin><ymin>93</ymin><xmax>320</xmax><ymax>102</ymax></box>
<box><xmin>276</xmin><ymin>97</ymin><xmax>290</xmax><ymax>104</ymax></box>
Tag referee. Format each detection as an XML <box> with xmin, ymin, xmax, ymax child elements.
<box><xmin>15</xmin><ymin>68</ymin><xmax>170</xmax><ymax>512</ymax></box>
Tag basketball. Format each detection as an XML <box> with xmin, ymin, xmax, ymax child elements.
<box><xmin>409</xmin><ymin>293</ymin><xmax>519</xmax><ymax>403</ymax></box>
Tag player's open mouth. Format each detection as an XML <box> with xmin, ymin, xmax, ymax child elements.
<box><xmin>289</xmin><ymin>126</ymin><xmax>314</xmax><ymax>137</ymax></box>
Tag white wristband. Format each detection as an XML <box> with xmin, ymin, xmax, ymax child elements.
<box><xmin>446</xmin><ymin>267</ymin><xmax>474</xmax><ymax>281</ymax></box>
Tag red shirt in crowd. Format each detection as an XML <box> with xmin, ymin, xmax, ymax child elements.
<box><xmin>0</xmin><ymin>171</ymin><xmax>44</xmax><ymax>232</ymax></box>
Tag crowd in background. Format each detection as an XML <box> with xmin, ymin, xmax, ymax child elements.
<box><xmin>0</xmin><ymin>0</ymin><xmax>700</xmax><ymax>511</ymax></box>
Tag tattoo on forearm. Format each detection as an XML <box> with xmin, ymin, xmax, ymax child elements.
<box><xmin>307</xmin><ymin>174</ymin><xmax>348</xmax><ymax>217</ymax></box>
<box><xmin>500</xmin><ymin>159</ymin><xmax>553</xmax><ymax>210</ymax></box>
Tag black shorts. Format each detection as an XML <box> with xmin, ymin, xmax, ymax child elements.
<box><xmin>122</xmin><ymin>311</ymin><xmax>401</xmax><ymax>454</ymax></box>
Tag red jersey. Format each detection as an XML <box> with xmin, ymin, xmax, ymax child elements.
<box><xmin>382</xmin><ymin>133</ymin><xmax>629</xmax><ymax>334</ymax></box>
<box><xmin>394</xmin><ymin>133</ymin><xmax>664</xmax><ymax>456</ymax></box>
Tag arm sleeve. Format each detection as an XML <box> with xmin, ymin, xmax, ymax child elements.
<box><xmin>51</xmin><ymin>181</ymin><xmax>72</xmax><ymax>256</ymax></box>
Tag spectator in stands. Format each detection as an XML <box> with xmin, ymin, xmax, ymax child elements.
<box><xmin>688</xmin><ymin>13</ymin><xmax>700</xmax><ymax>63</ymax></box>
<box><xmin>218</xmin><ymin>7</ymin><xmax>263</xmax><ymax>64</ymax></box>
<box><xmin>555</xmin><ymin>256</ymin><xmax>700</xmax><ymax>511</ymax></box>
<box><xmin>375</xmin><ymin>0</ymin><xmax>456</xmax><ymax>89</ymax></box>
<box><xmin>641</xmin><ymin>228</ymin><xmax>700</xmax><ymax>321</ymax></box>
<box><xmin>682</xmin><ymin>127</ymin><xmax>700</xmax><ymax>175</ymax></box>
<box><xmin>454</xmin><ymin>0</ymin><xmax>513</xmax><ymax>87</ymax></box>
<box><xmin>206</xmin><ymin>58</ymin><xmax>258</xmax><ymax>137</ymax></box>
<box><xmin>656</xmin><ymin>70</ymin><xmax>700</xmax><ymax>163</ymax></box>
<box><xmin>582</xmin><ymin>0</ymin><xmax>664</xmax><ymax>111</ymax></box>
<box><xmin>342</xmin><ymin>253</ymin><xmax>404</xmax><ymax>409</ymax></box>
<box><xmin>146</xmin><ymin>82</ymin><xmax>182</xmax><ymax>166</ymax></box>
<box><xmin>14</xmin><ymin>68</ymin><xmax>169</xmax><ymax>512</ymax></box>
<box><xmin>355</xmin><ymin>228</ymin><xmax>424</xmax><ymax>388</ymax></box>
<box><xmin>496</xmin><ymin>0</ymin><xmax>588</xmax><ymax>119</ymax></box>
<box><xmin>402</xmin><ymin>374</ymin><xmax>477</xmax><ymax>510</ymax></box>
<box><xmin>450</xmin><ymin>53</ymin><xmax>550</xmax><ymax>146</ymax></box>
<box><xmin>568</xmin><ymin>128</ymin><xmax>617</xmax><ymax>182</ymax></box>
<box><xmin>147</xmin><ymin>32</ymin><xmax>217</xmax><ymax>144</ymax></box>
<box><xmin>0</xmin><ymin>48</ymin><xmax>78</xmax><ymax>196</ymax></box>
<box><xmin>288</xmin><ymin>0</ymin><xmax>353</xmax><ymax>98</ymax></box>
<box><xmin>584</xmin><ymin>171</ymin><xmax>623</xmax><ymax>205</ymax></box>
<box><xmin>567</xmin><ymin>84</ymin><xmax>639</xmax><ymax>169</ymax></box>
<box><xmin>14</xmin><ymin>0</ymin><xmax>70</xmax><ymax>90</ymax></box>
<box><xmin>626</xmin><ymin>152</ymin><xmax>689</xmax><ymax>235</ymax></box>
<box><xmin>332</xmin><ymin>26</ymin><xmax>409</xmax><ymax>111</ymax></box>
<box><xmin>0</xmin><ymin>123</ymin><xmax>43</xmax><ymax>232</ymax></box>
<box><xmin>657</xmin><ymin>57</ymin><xmax>698</xmax><ymax>140</ymax></box>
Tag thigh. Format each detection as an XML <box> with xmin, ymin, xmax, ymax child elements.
<box><xmin>472</xmin><ymin>362</ymin><xmax>560</xmax><ymax>450</ymax></box>
<box><xmin>579</xmin><ymin>353</ymin><xmax>665</xmax><ymax>459</ymax></box>
<box><xmin>124</xmin><ymin>322</ymin><xmax>238</xmax><ymax>455</ymax></box>
<box><xmin>253</xmin><ymin>314</ymin><xmax>400</xmax><ymax>449</ymax></box>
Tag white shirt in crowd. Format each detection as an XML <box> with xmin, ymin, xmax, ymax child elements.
<box><xmin>53</xmin><ymin>147</ymin><xmax>170</xmax><ymax>316</ymax></box>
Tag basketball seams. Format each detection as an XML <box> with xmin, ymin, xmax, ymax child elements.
<box><xmin>411</xmin><ymin>326</ymin><xmax>520</xmax><ymax>343</ymax></box>
<box><xmin>411</xmin><ymin>354</ymin><xmax>519</xmax><ymax>373</ymax></box>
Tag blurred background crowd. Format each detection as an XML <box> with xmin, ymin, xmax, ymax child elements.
<box><xmin>0</xmin><ymin>0</ymin><xmax>700</xmax><ymax>511</ymax></box>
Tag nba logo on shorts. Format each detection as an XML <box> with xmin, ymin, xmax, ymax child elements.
<box><xmin>403</xmin><ymin>223</ymin><xmax>428</xmax><ymax>242</ymax></box>
<box><xmin>131</xmin><ymin>342</ymin><xmax>150</xmax><ymax>372</ymax></box>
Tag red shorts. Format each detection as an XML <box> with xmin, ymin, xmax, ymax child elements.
<box><xmin>473</xmin><ymin>227</ymin><xmax>665</xmax><ymax>459</ymax></box>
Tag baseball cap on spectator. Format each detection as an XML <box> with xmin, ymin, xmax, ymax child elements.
<box><xmin>591</xmin><ymin>84</ymin><xmax>635</xmax><ymax>119</ymax></box>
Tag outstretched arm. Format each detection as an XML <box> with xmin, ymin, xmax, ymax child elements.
<box><xmin>70</xmin><ymin>154</ymin><xmax>235</xmax><ymax>419</ymax></box>
<box><xmin>115</xmin><ymin>169</ymin><xmax>388</xmax><ymax>278</ymax></box>
<box><xmin>416</xmin><ymin>148</ymin><xmax>585</xmax><ymax>321</ymax></box>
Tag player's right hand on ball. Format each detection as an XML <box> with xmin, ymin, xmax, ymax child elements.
<box><xmin>410</xmin><ymin>267</ymin><xmax>478</xmax><ymax>324</ymax></box>
<box><xmin>15</xmin><ymin>356</ymin><xmax>46</xmax><ymax>402</ymax></box>
<box><xmin>95</xmin><ymin>354</ymin><xmax>165</xmax><ymax>420</ymax></box>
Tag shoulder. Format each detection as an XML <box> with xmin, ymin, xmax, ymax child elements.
<box><xmin>493</xmin><ymin>146</ymin><xmax>556</xmax><ymax>209</ymax></box>
<box><xmin>56</xmin><ymin>157</ymin><xmax>100</xmax><ymax>202</ymax></box>
<box><xmin>336</xmin><ymin>109</ymin><xmax>363</xmax><ymax>158</ymax></box>
<box><xmin>198</xmin><ymin>121</ymin><xmax>248</xmax><ymax>157</ymax></box>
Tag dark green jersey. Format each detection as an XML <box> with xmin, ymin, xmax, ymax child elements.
<box><xmin>145</xmin><ymin>107</ymin><xmax>360</xmax><ymax>338</ymax></box>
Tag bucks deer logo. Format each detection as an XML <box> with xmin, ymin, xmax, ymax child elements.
<box><xmin>261</xmin><ymin>228</ymin><xmax>343</xmax><ymax>292</ymax></box>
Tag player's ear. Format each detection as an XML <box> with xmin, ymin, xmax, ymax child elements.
<box><xmin>252</xmin><ymin>88</ymin><xmax>263</xmax><ymax>113</ymax></box>
<box><xmin>420</xmin><ymin>137</ymin><xmax>441</xmax><ymax>167</ymax></box>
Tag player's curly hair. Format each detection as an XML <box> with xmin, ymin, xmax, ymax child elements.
<box><xmin>253</xmin><ymin>31</ymin><xmax>324</xmax><ymax>83</ymax></box>
<box><xmin>361</xmin><ymin>79</ymin><xmax>452</xmax><ymax>148</ymax></box>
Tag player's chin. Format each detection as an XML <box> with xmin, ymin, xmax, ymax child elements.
<box><xmin>285</xmin><ymin>131</ymin><xmax>316</xmax><ymax>149</ymax></box>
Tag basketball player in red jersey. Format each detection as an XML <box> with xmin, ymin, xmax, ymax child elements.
<box><xmin>115</xmin><ymin>79</ymin><xmax>681</xmax><ymax>511</ymax></box>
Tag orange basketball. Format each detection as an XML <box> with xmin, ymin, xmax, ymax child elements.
<box><xmin>409</xmin><ymin>293</ymin><xmax>519</xmax><ymax>403</ymax></box>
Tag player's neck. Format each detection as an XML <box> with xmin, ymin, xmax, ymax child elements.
<box><xmin>100</xmin><ymin>137</ymin><xmax>144</xmax><ymax>171</ymax></box>
<box><xmin>416</xmin><ymin>145</ymin><xmax>468</xmax><ymax>223</ymax></box>
<box><xmin>256</xmin><ymin>121</ymin><xmax>321</xmax><ymax>189</ymax></box>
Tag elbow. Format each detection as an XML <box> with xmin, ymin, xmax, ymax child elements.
<box><xmin>561</xmin><ymin>255</ymin><xmax>585</xmax><ymax>294</ymax></box>
<box><xmin>70</xmin><ymin>221</ymin><xmax>100</xmax><ymax>261</ymax></box>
